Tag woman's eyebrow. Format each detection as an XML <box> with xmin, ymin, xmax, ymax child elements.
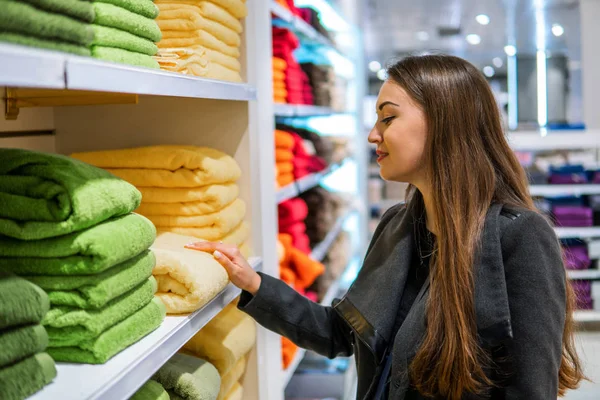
<box><xmin>377</xmin><ymin>101</ymin><xmax>400</xmax><ymax>111</ymax></box>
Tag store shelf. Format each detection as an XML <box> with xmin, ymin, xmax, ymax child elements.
<box><xmin>0</xmin><ymin>43</ymin><xmax>256</xmax><ymax>101</ymax></box>
<box><xmin>276</xmin><ymin>161</ymin><xmax>344</xmax><ymax>204</ymax></box>
<box><xmin>555</xmin><ymin>227</ymin><xmax>600</xmax><ymax>239</ymax></box>
<box><xmin>32</xmin><ymin>258</ymin><xmax>262</xmax><ymax>400</ymax></box>
<box><xmin>530</xmin><ymin>184</ymin><xmax>600</xmax><ymax>197</ymax></box>
<box><xmin>311</xmin><ymin>208</ymin><xmax>356</xmax><ymax>262</ymax></box>
<box><xmin>508</xmin><ymin>130</ymin><xmax>600</xmax><ymax>151</ymax></box>
<box><xmin>574</xmin><ymin>310</ymin><xmax>600</xmax><ymax>323</ymax></box>
<box><xmin>274</xmin><ymin>104</ymin><xmax>337</xmax><ymax>117</ymax></box>
<box><xmin>270</xmin><ymin>1</ymin><xmax>334</xmax><ymax>48</ymax></box>
<box><xmin>282</xmin><ymin>348</ymin><xmax>307</xmax><ymax>387</ymax></box>
<box><xmin>568</xmin><ymin>270</ymin><xmax>600</xmax><ymax>280</ymax></box>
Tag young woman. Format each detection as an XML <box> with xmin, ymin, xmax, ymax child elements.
<box><xmin>187</xmin><ymin>55</ymin><xmax>584</xmax><ymax>399</ymax></box>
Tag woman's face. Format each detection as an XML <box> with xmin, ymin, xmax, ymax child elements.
<box><xmin>368</xmin><ymin>80</ymin><xmax>428</xmax><ymax>184</ymax></box>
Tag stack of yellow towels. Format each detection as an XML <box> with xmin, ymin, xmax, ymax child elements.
<box><xmin>153</xmin><ymin>0</ymin><xmax>247</xmax><ymax>82</ymax></box>
<box><xmin>182</xmin><ymin>301</ymin><xmax>255</xmax><ymax>400</ymax></box>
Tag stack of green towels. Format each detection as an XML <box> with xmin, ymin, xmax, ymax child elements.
<box><xmin>0</xmin><ymin>0</ymin><xmax>161</xmax><ymax>68</ymax></box>
<box><xmin>0</xmin><ymin>148</ymin><xmax>166</xmax><ymax>365</ymax></box>
<box><xmin>0</xmin><ymin>273</ymin><xmax>56</xmax><ymax>400</ymax></box>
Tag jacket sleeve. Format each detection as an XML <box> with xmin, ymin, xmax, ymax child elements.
<box><xmin>238</xmin><ymin>272</ymin><xmax>354</xmax><ymax>359</ymax></box>
<box><xmin>501</xmin><ymin>211</ymin><xmax>566</xmax><ymax>399</ymax></box>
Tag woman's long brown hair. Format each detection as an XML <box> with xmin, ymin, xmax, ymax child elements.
<box><xmin>386</xmin><ymin>55</ymin><xmax>584</xmax><ymax>399</ymax></box>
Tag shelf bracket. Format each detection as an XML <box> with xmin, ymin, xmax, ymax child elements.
<box><xmin>4</xmin><ymin>87</ymin><xmax>138</xmax><ymax>120</ymax></box>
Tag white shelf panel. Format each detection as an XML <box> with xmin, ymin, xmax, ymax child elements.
<box><xmin>568</xmin><ymin>270</ymin><xmax>600</xmax><ymax>280</ymax></box>
<box><xmin>0</xmin><ymin>44</ymin><xmax>65</xmax><ymax>89</ymax></box>
<box><xmin>274</xmin><ymin>104</ymin><xmax>336</xmax><ymax>117</ymax></box>
<box><xmin>555</xmin><ymin>227</ymin><xmax>600</xmax><ymax>239</ymax></box>
<box><xmin>282</xmin><ymin>348</ymin><xmax>307</xmax><ymax>387</ymax></box>
<box><xmin>32</xmin><ymin>258</ymin><xmax>262</xmax><ymax>400</ymax></box>
<box><xmin>508</xmin><ymin>131</ymin><xmax>600</xmax><ymax>151</ymax></box>
<box><xmin>574</xmin><ymin>310</ymin><xmax>600</xmax><ymax>323</ymax></box>
<box><xmin>276</xmin><ymin>162</ymin><xmax>343</xmax><ymax>204</ymax></box>
<box><xmin>530</xmin><ymin>185</ymin><xmax>600</xmax><ymax>197</ymax></box>
<box><xmin>311</xmin><ymin>208</ymin><xmax>355</xmax><ymax>262</ymax></box>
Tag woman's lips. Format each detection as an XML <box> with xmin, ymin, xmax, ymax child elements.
<box><xmin>377</xmin><ymin>153</ymin><xmax>388</xmax><ymax>163</ymax></box>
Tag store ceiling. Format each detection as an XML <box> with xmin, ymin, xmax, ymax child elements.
<box><xmin>363</xmin><ymin>0</ymin><xmax>581</xmax><ymax>73</ymax></box>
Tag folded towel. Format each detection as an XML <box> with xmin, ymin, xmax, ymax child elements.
<box><xmin>0</xmin><ymin>325</ymin><xmax>48</xmax><ymax>368</ymax></box>
<box><xmin>131</xmin><ymin>380</ymin><xmax>171</xmax><ymax>400</ymax></box>
<box><xmin>158</xmin><ymin>30</ymin><xmax>240</xmax><ymax>58</ymax></box>
<box><xmin>274</xmin><ymin>87</ymin><xmax>288</xmax><ymax>99</ymax></box>
<box><xmin>20</xmin><ymin>0</ymin><xmax>95</xmax><ymax>22</ymax></box>
<box><xmin>279</xmin><ymin>233</ymin><xmax>324</xmax><ymax>289</ymax></box>
<box><xmin>138</xmin><ymin>186</ymin><xmax>239</xmax><ymax>217</ymax></box>
<box><xmin>48</xmin><ymin>297</ymin><xmax>165</xmax><ymax>363</ymax></box>
<box><xmin>92</xmin><ymin>45</ymin><xmax>161</xmax><ymax>69</ymax></box>
<box><xmin>164</xmin><ymin>220</ymin><xmax>250</xmax><ymax>246</ymax></box>
<box><xmin>0</xmin><ymin>149</ymin><xmax>141</xmax><ymax>240</ymax></box>
<box><xmin>44</xmin><ymin>277</ymin><xmax>157</xmax><ymax>347</ymax></box>
<box><xmin>272</xmin><ymin>57</ymin><xmax>287</xmax><ymax>71</ymax></box>
<box><xmin>158</xmin><ymin>56</ymin><xmax>242</xmax><ymax>82</ymax></box>
<box><xmin>0</xmin><ymin>353</ymin><xmax>56</xmax><ymax>400</ymax></box>
<box><xmin>277</xmin><ymin>173</ymin><xmax>294</xmax><ymax>187</ymax></box>
<box><xmin>157</xmin><ymin>46</ymin><xmax>241</xmax><ymax>72</ymax></box>
<box><xmin>157</xmin><ymin>9</ymin><xmax>240</xmax><ymax>47</ymax></box>
<box><xmin>0</xmin><ymin>0</ymin><xmax>94</xmax><ymax>46</ymax></box>
<box><xmin>95</xmin><ymin>0</ymin><xmax>159</xmax><ymax>19</ymax></box>
<box><xmin>280</xmin><ymin>265</ymin><xmax>296</xmax><ymax>287</ymax></box>
<box><xmin>183</xmin><ymin>303</ymin><xmax>256</xmax><ymax>374</ymax></box>
<box><xmin>282</xmin><ymin>337</ymin><xmax>297</xmax><ymax>369</ymax></box>
<box><xmin>152</xmin><ymin>232</ymin><xmax>229</xmax><ymax>314</ymax></box>
<box><xmin>275</xmin><ymin>129</ymin><xmax>294</xmax><ymax>149</ymax></box>
<box><xmin>275</xmin><ymin>148</ymin><xmax>294</xmax><ymax>162</ymax></box>
<box><xmin>156</xmin><ymin>0</ymin><xmax>246</xmax><ymax>18</ymax></box>
<box><xmin>92</xmin><ymin>25</ymin><xmax>158</xmax><ymax>56</ymax></box>
<box><xmin>93</xmin><ymin>2</ymin><xmax>162</xmax><ymax>42</ymax></box>
<box><xmin>25</xmin><ymin>250</ymin><xmax>155</xmax><ymax>309</ymax></box>
<box><xmin>276</xmin><ymin>162</ymin><xmax>294</xmax><ymax>175</ymax></box>
<box><xmin>0</xmin><ymin>214</ymin><xmax>156</xmax><ymax>276</ymax></box>
<box><xmin>0</xmin><ymin>273</ymin><xmax>49</xmax><ymax>330</ymax></box>
<box><xmin>279</xmin><ymin>198</ymin><xmax>309</xmax><ymax>226</ymax></box>
<box><xmin>218</xmin><ymin>356</ymin><xmax>246</xmax><ymax>400</ymax></box>
<box><xmin>0</xmin><ymin>31</ymin><xmax>91</xmax><ymax>56</ymax></box>
<box><xmin>239</xmin><ymin>241</ymin><xmax>251</xmax><ymax>259</ymax></box>
<box><xmin>156</xmin><ymin>2</ymin><xmax>242</xmax><ymax>33</ymax></box>
<box><xmin>148</xmin><ymin>198</ymin><xmax>245</xmax><ymax>228</ymax></box>
<box><xmin>153</xmin><ymin>353</ymin><xmax>221</xmax><ymax>400</ymax></box>
<box><xmin>273</xmin><ymin>70</ymin><xmax>286</xmax><ymax>81</ymax></box>
<box><xmin>224</xmin><ymin>382</ymin><xmax>243</xmax><ymax>400</ymax></box>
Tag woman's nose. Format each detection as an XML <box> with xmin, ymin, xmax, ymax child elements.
<box><xmin>368</xmin><ymin>126</ymin><xmax>381</xmax><ymax>144</ymax></box>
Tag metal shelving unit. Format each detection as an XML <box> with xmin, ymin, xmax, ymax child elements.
<box><xmin>555</xmin><ymin>227</ymin><xmax>600</xmax><ymax>239</ymax></box>
<box><xmin>273</xmin><ymin>104</ymin><xmax>338</xmax><ymax>117</ymax></box>
<box><xmin>276</xmin><ymin>161</ymin><xmax>345</xmax><ymax>204</ymax></box>
<box><xmin>529</xmin><ymin>184</ymin><xmax>600</xmax><ymax>197</ymax></box>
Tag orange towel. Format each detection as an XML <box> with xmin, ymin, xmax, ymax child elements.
<box><xmin>273</xmin><ymin>81</ymin><xmax>286</xmax><ymax>91</ymax></box>
<box><xmin>274</xmin><ymin>97</ymin><xmax>287</xmax><ymax>104</ymax></box>
<box><xmin>276</xmin><ymin>162</ymin><xmax>294</xmax><ymax>174</ymax></box>
<box><xmin>277</xmin><ymin>173</ymin><xmax>294</xmax><ymax>187</ymax></box>
<box><xmin>275</xmin><ymin>148</ymin><xmax>293</xmax><ymax>162</ymax></box>
<box><xmin>282</xmin><ymin>337</ymin><xmax>298</xmax><ymax>369</ymax></box>
<box><xmin>273</xmin><ymin>69</ymin><xmax>285</xmax><ymax>81</ymax></box>
<box><xmin>280</xmin><ymin>266</ymin><xmax>296</xmax><ymax>287</ymax></box>
<box><xmin>275</xmin><ymin>130</ymin><xmax>294</xmax><ymax>149</ymax></box>
<box><xmin>273</xmin><ymin>87</ymin><xmax>288</xmax><ymax>99</ymax></box>
<box><xmin>272</xmin><ymin>57</ymin><xmax>287</xmax><ymax>71</ymax></box>
<box><xmin>279</xmin><ymin>233</ymin><xmax>324</xmax><ymax>289</ymax></box>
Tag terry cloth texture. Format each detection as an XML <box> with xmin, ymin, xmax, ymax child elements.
<box><xmin>182</xmin><ymin>303</ymin><xmax>256</xmax><ymax>375</ymax></box>
<box><xmin>47</xmin><ymin>297</ymin><xmax>165</xmax><ymax>363</ymax></box>
<box><xmin>0</xmin><ymin>149</ymin><xmax>140</xmax><ymax>240</ymax></box>
<box><xmin>92</xmin><ymin>24</ymin><xmax>158</xmax><ymax>56</ymax></box>
<box><xmin>0</xmin><ymin>272</ymin><xmax>49</xmax><ymax>329</ymax></box>
<box><xmin>95</xmin><ymin>0</ymin><xmax>159</xmax><ymax>19</ymax></box>
<box><xmin>0</xmin><ymin>31</ymin><xmax>91</xmax><ymax>55</ymax></box>
<box><xmin>131</xmin><ymin>380</ymin><xmax>170</xmax><ymax>400</ymax></box>
<box><xmin>155</xmin><ymin>0</ymin><xmax>247</xmax><ymax>19</ymax></box>
<box><xmin>223</xmin><ymin>382</ymin><xmax>242</xmax><ymax>400</ymax></box>
<box><xmin>0</xmin><ymin>213</ymin><xmax>156</xmax><ymax>275</ymax></box>
<box><xmin>155</xmin><ymin>2</ymin><xmax>242</xmax><ymax>33</ymax></box>
<box><xmin>92</xmin><ymin>45</ymin><xmax>161</xmax><ymax>68</ymax></box>
<box><xmin>0</xmin><ymin>353</ymin><xmax>57</xmax><ymax>400</ymax></box>
<box><xmin>163</xmin><ymin>220</ymin><xmax>250</xmax><ymax>246</ymax></box>
<box><xmin>92</xmin><ymin>2</ymin><xmax>162</xmax><ymax>42</ymax></box>
<box><xmin>44</xmin><ymin>277</ymin><xmax>157</xmax><ymax>347</ymax></box>
<box><xmin>152</xmin><ymin>232</ymin><xmax>229</xmax><ymax>314</ymax></box>
<box><xmin>146</xmin><ymin>198</ymin><xmax>245</xmax><ymax>228</ymax></box>
<box><xmin>20</xmin><ymin>0</ymin><xmax>95</xmax><ymax>22</ymax></box>
<box><xmin>0</xmin><ymin>325</ymin><xmax>48</xmax><ymax>368</ymax></box>
<box><xmin>24</xmin><ymin>250</ymin><xmax>155</xmax><ymax>309</ymax></box>
<box><xmin>137</xmin><ymin>185</ymin><xmax>239</xmax><ymax>215</ymax></box>
<box><xmin>153</xmin><ymin>353</ymin><xmax>221</xmax><ymax>400</ymax></box>
<box><xmin>218</xmin><ymin>356</ymin><xmax>246</xmax><ymax>400</ymax></box>
<box><xmin>0</xmin><ymin>0</ymin><xmax>94</xmax><ymax>46</ymax></box>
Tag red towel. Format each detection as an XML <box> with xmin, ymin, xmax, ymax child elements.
<box><xmin>278</xmin><ymin>198</ymin><xmax>309</xmax><ymax>225</ymax></box>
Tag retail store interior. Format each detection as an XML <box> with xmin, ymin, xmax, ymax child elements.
<box><xmin>0</xmin><ymin>0</ymin><xmax>599</xmax><ymax>399</ymax></box>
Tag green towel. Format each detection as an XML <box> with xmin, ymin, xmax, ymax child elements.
<box><xmin>19</xmin><ymin>0</ymin><xmax>95</xmax><ymax>22</ymax></box>
<box><xmin>153</xmin><ymin>353</ymin><xmax>221</xmax><ymax>400</ymax></box>
<box><xmin>131</xmin><ymin>380</ymin><xmax>170</xmax><ymax>400</ymax></box>
<box><xmin>0</xmin><ymin>31</ymin><xmax>92</xmax><ymax>56</ymax></box>
<box><xmin>168</xmin><ymin>390</ymin><xmax>186</xmax><ymax>400</ymax></box>
<box><xmin>92</xmin><ymin>45</ymin><xmax>160</xmax><ymax>69</ymax></box>
<box><xmin>0</xmin><ymin>353</ymin><xmax>57</xmax><ymax>400</ymax></box>
<box><xmin>93</xmin><ymin>25</ymin><xmax>158</xmax><ymax>56</ymax></box>
<box><xmin>44</xmin><ymin>277</ymin><xmax>157</xmax><ymax>347</ymax></box>
<box><xmin>0</xmin><ymin>213</ymin><xmax>156</xmax><ymax>275</ymax></box>
<box><xmin>0</xmin><ymin>273</ymin><xmax>49</xmax><ymax>330</ymax></box>
<box><xmin>0</xmin><ymin>148</ymin><xmax>141</xmax><ymax>240</ymax></box>
<box><xmin>0</xmin><ymin>0</ymin><xmax>94</xmax><ymax>46</ymax></box>
<box><xmin>48</xmin><ymin>297</ymin><xmax>165</xmax><ymax>364</ymax></box>
<box><xmin>25</xmin><ymin>250</ymin><xmax>155</xmax><ymax>309</ymax></box>
<box><xmin>0</xmin><ymin>325</ymin><xmax>48</xmax><ymax>368</ymax></box>
<box><xmin>93</xmin><ymin>2</ymin><xmax>161</xmax><ymax>42</ymax></box>
<box><xmin>95</xmin><ymin>0</ymin><xmax>158</xmax><ymax>19</ymax></box>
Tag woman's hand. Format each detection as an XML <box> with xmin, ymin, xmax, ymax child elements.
<box><xmin>184</xmin><ymin>241</ymin><xmax>262</xmax><ymax>295</ymax></box>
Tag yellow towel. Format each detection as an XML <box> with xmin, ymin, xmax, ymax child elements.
<box><xmin>155</xmin><ymin>46</ymin><xmax>241</xmax><ymax>72</ymax></box>
<box><xmin>155</xmin><ymin>0</ymin><xmax>247</xmax><ymax>18</ymax></box>
<box><xmin>239</xmin><ymin>241</ymin><xmax>251</xmax><ymax>259</ymax></box>
<box><xmin>159</xmin><ymin>58</ymin><xmax>242</xmax><ymax>82</ymax></box>
<box><xmin>224</xmin><ymin>382</ymin><xmax>243</xmax><ymax>400</ymax></box>
<box><xmin>156</xmin><ymin>2</ymin><xmax>243</xmax><ymax>33</ymax></box>
<box><xmin>164</xmin><ymin>221</ymin><xmax>250</xmax><ymax>246</ymax></box>
<box><xmin>157</xmin><ymin>9</ymin><xmax>240</xmax><ymax>46</ymax></box>
<box><xmin>148</xmin><ymin>197</ymin><xmax>245</xmax><ymax>228</ymax></box>
<box><xmin>158</xmin><ymin>30</ymin><xmax>240</xmax><ymax>58</ymax></box>
<box><xmin>138</xmin><ymin>183</ymin><xmax>240</xmax><ymax>205</ymax></box>
<box><xmin>183</xmin><ymin>303</ymin><xmax>256</xmax><ymax>375</ymax></box>
<box><xmin>151</xmin><ymin>232</ymin><xmax>229</xmax><ymax>314</ymax></box>
<box><xmin>218</xmin><ymin>355</ymin><xmax>247</xmax><ymax>400</ymax></box>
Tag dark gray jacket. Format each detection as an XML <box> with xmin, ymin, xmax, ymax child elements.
<box><xmin>239</xmin><ymin>203</ymin><xmax>566</xmax><ymax>399</ymax></box>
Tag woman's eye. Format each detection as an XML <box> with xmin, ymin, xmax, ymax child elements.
<box><xmin>381</xmin><ymin>116</ymin><xmax>395</xmax><ymax>125</ymax></box>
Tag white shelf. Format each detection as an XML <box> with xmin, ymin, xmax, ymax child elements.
<box><xmin>282</xmin><ymin>348</ymin><xmax>307</xmax><ymax>387</ymax></box>
<box><xmin>555</xmin><ymin>227</ymin><xmax>600</xmax><ymax>239</ymax></box>
<box><xmin>508</xmin><ymin>131</ymin><xmax>600</xmax><ymax>151</ymax></box>
<box><xmin>0</xmin><ymin>43</ymin><xmax>256</xmax><ymax>101</ymax></box>
<box><xmin>276</xmin><ymin>162</ymin><xmax>344</xmax><ymax>204</ymax></box>
<box><xmin>530</xmin><ymin>184</ymin><xmax>600</xmax><ymax>197</ymax></box>
<box><xmin>274</xmin><ymin>104</ymin><xmax>337</xmax><ymax>117</ymax></box>
<box><xmin>574</xmin><ymin>310</ymin><xmax>600</xmax><ymax>323</ymax></box>
<box><xmin>31</xmin><ymin>258</ymin><xmax>262</xmax><ymax>400</ymax></box>
<box><xmin>568</xmin><ymin>270</ymin><xmax>600</xmax><ymax>280</ymax></box>
<box><xmin>311</xmin><ymin>208</ymin><xmax>355</xmax><ymax>262</ymax></box>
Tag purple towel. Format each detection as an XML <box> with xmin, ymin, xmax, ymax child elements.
<box><xmin>549</xmin><ymin>173</ymin><xmax>589</xmax><ymax>184</ymax></box>
<box><xmin>593</xmin><ymin>172</ymin><xmax>600</xmax><ymax>184</ymax></box>
<box><xmin>564</xmin><ymin>246</ymin><xmax>592</xmax><ymax>270</ymax></box>
<box><xmin>553</xmin><ymin>206</ymin><xmax>594</xmax><ymax>227</ymax></box>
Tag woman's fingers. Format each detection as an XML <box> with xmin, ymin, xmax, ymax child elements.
<box><xmin>213</xmin><ymin>250</ymin><xmax>239</xmax><ymax>275</ymax></box>
<box><xmin>186</xmin><ymin>241</ymin><xmax>244</xmax><ymax>262</ymax></box>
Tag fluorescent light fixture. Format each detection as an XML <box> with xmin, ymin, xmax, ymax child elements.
<box><xmin>368</xmin><ymin>61</ymin><xmax>381</xmax><ymax>73</ymax></box>
<box><xmin>466</xmin><ymin>34</ymin><xmax>481</xmax><ymax>45</ymax></box>
<box><xmin>536</xmin><ymin>49</ymin><xmax>548</xmax><ymax>127</ymax></box>
<box><xmin>483</xmin><ymin>66</ymin><xmax>495</xmax><ymax>77</ymax></box>
<box><xmin>504</xmin><ymin>45</ymin><xmax>517</xmax><ymax>56</ymax></box>
<box><xmin>295</xmin><ymin>0</ymin><xmax>350</xmax><ymax>31</ymax></box>
<box><xmin>552</xmin><ymin>23</ymin><xmax>564</xmax><ymax>37</ymax></box>
<box><xmin>416</xmin><ymin>31</ymin><xmax>430</xmax><ymax>41</ymax></box>
<box><xmin>376</xmin><ymin>69</ymin><xmax>387</xmax><ymax>81</ymax></box>
<box><xmin>476</xmin><ymin>14</ymin><xmax>490</xmax><ymax>25</ymax></box>
<box><xmin>493</xmin><ymin>57</ymin><xmax>503</xmax><ymax>68</ymax></box>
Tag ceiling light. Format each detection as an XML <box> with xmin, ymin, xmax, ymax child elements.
<box><xmin>504</xmin><ymin>45</ymin><xmax>517</xmax><ymax>56</ymax></box>
<box><xmin>368</xmin><ymin>61</ymin><xmax>381</xmax><ymax>73</ymax></box>
<box><xmin>476</xmin><ymin>14</ymin><xmax>490</xmax><ymax>25</ymax></box>
<box><xmin>376</xmin><ymin>69</ymin><xmax>387</xmax><ymax>81</ymax></box>
<box><xmin>483</xmin><ymin>66</ymin><xmax>495</xmax><ymax>77</ymax></box>
<box><xmin>493</xmin><ymin>57</ymin><xmax>503</xmax><ymax>68</ymax></box>
<box><xmin>552</xmin><ymin>23</ymin><xmax>564</xmax><ymax>37</ymax></box>
<box><xmin>416</xmin><ymin>31</ymin><xmax>430</xmax><ymax>41</ymax></box>
<box><xmin>466</xmin><ymin>34</ymin><xmax>481</xmax><ymax>45</ymax></box>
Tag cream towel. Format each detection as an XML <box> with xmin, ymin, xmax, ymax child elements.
<box><xmin>137</xmin><ymin>186</ymin><xmax>239</xmax><ymax>216</ymax></box>
<box><xmin>224</xmin><ymin>382</ymin><xmax>243</xmax><ymax>400</ymax></box>
<box><xmin>155</xmin><ymin>46</ymin><xmax>241</xmax><ymax>72</ymax></box>
<box><xmin>183</xmin><ymin>303</ymin><xmax>256</xmax><ymax>374</ymax></box>
<box><xmin>239</xmin><ymin>241</ymin><xmax>251</xmax><ymax>259</ymax></box>
<box><xmin>157</xmin><ymin>9</ymin><xmax>240</xmax><ymax>46</ymax></box>
<box><xmin>218</xmin><ymin>356</ymin><xmax>247</xmax><ymax>400</ymax></box>
<box><xmin>156</xmin><ymin>2</ymin><xmax>242</xmax><ymax>33</ymax></box>
<box><xmin>151</xmin><ymin>232</ymin><xmax>229</xmax><ymax>314</ymax></box>
<box><xmin>138</xmin><ymin>183</ymin><xmax>239</xmax><ymax>204</ymax></box>
<box><xmin>163</xmin><ymin>221</ymin><xmax>250</xmax><ymax>246</ymax></box>
<box><xmin>159</xmin><ymin>58</ymin><xmax>242</xmax><ymax>82</ymax></box>
<box><xmin>148</xmin><ymin>198</ymin><xmax>245</xmax><ymax>228</ymax></box>
<box><xmin>158</xmin><ymin>30</ymin><xmax>240</xmax><ymax>58</ymax></box>
<box><xmin>155</xmin><ymin>0</ymin><xmax>247</xmax><ymax>18</ymax></box>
